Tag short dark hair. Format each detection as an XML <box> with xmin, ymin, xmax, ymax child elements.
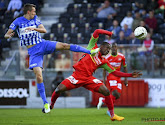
<box><xmin>23</xmin><ymin>3</ymin><xmax>36</xmax><ymax>14</ymax></box>
<box><xmin>101</xmin><ymin>42</ymin><xmax>111</xmax><ymax>47</ymax></box>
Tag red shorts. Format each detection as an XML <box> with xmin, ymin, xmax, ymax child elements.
<box><xmin>106</xmin><ymin>74</ymin><xmax>122</xmax><ymax>93</ymax></box>
<box><xmin>61</xmin><ymin>72</ymin><xmax>104</xmax><ymax>92</ymax></box>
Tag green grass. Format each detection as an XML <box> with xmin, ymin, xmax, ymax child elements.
<box><xmin>0</xmin><ymin>108</ymin><xmax>165</xmax><ymax>125</ymax></box>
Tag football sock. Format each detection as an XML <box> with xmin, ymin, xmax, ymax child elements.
<box><xmin>51</xmin><ymin>91</ymin><xmax>60</xmax><ymax>105</ymax></box>
<box><xmin>37</xmin><ymin>83</ymin><xmax>48</xmax><ymax>104</ymax></box>
<box><xmin>105</xmin><ymin>95</ymin><xmax>114</xmax><ymax>118</ymax></box>
<box><xmin>70</xmin><ymin>44</ymin><xmax>90</xmax><ymax>54</ymax></box>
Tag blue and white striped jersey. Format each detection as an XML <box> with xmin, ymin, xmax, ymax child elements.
<box><xmin>9</xmin><ymin>15</ymin><xmax>42</xmax><ymax>46</ymax></box>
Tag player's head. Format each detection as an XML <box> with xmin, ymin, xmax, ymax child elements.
<box><xmin>100</xmin><ymin>42</ymin><xmax>111</xmax><ymax>55</ymax></box>
<box><xmin>111</xmin><ymin>42</ymin><xmax>118</xmax><ymax>55</ymax></box>
<box><xmin>23</xmin><ymin>3</ymin><xmax>36</xmax><ymax>19</ymax></box>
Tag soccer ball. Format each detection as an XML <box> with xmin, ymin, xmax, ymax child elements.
<box><xmin>134</xmin><ymin>26</ymin><xmax>147</xmax><ymax>40</ymax></box>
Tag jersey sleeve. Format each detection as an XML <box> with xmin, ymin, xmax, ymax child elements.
<box><xmin>9</xmin><ymin>18</ymin><xmax>18</xmax><ymax>30</ymax></box>
<box><xmin>122</xmin><ymin>55</ymin><xmax>127</xmax><ymax>67</ymax></box>
<box><xmin>86</xmin><ymin>36</ymin><xmax>98</xmax><ymax>50</ymax></box>
<box><xmin>99</xmin><ymin>62</ymin><xmax>115</xmax><ymax>73</ymax></box>
<box><xmin>35</xmin><ymin>15</ymin><xmax>42</xmax><ymax>26</ymax></box>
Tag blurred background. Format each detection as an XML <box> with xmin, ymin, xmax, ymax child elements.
<box><xmin>0</xmin><ymin>0</ymin><xmax>165</xmax><ymax>108</ymax></box>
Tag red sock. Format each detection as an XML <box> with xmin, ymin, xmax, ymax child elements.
<box><xmin>51</xmin><ymin>91</ymin><xmax>60</xmax><ymax>105</ymax></box>
<box><xmin>104</xmin><ymin>95</ymin><xmax>114</xmax><ymax>118</ymax></box>
<box><xmin>103</xmin><ymin>95</ymin><xmax>115</xmax><ymax>104</ymax></box>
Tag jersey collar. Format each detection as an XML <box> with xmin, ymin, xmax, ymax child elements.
<box><xmin>111</xmin><ymin>52</ymin><xmax>118</xmax><ymax>57</ymax></box>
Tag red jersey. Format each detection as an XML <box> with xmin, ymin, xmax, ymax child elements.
<box><xmin>105</xmin><ymin>52</ymin><xmax>127</xmax><ymax>71</ymax></box>
<box><xmin>73</xmin><ymin>36</ymin><xmax>115</xmax><ymax>77</ymax></box>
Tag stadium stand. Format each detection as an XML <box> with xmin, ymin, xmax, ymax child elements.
<box><xmin>45</xmin><ymin>0</ymin><xmax>165</xmax><ymax>45</ymax></box>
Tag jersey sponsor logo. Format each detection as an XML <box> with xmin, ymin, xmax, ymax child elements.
<box><xmin>19</xmin><ymin>26</ymin><xmax>37</xmax><ymax>35</ymax></box>
<box><xmin>110</xmin><ymin>62</ymin><xmax>121</xmax><ymax>67</ymax></box>
<box><xmin>93</xmin><ymin>79</ymin><xmax>102</xmax><ymax>84</ymax></box>
<box><xmin>67</xmin><ymin>76</ymin><xmax>78</xmax><ymax>84</ymax></box>
<box><xmin>93</xmin><ymin>56</ymin><xmax>102</xmax><ymax>65</ymax></box>
<box><xmin>0</xmin><ymin>88</ymin><xmax>29</xmax><ymax>98</ymax></box>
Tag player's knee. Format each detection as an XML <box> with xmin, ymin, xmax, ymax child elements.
<box><xmin>103</xmin><ymin>89</ymin><xmax>110</xmax><ymax>96</ymax></box>
<box><xmin>55</xmin><ymin>84</ymin><xmax>67</xmax><ymax>94</ymax></box>
<box><xmin>36</xmin><ymin>74</ymin><xmax>43</xmax><ymax>83</ymax></box>
<box><xmin>112</xmin><ymin>90</ymin><xmax>120</xmax><ymax>99</ymax></box>
<box><xmin>98</xmin><ymin>85</ymin><xmax>110</xmax><ymax>96</ymax></box>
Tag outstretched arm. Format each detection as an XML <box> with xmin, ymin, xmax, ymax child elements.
<box><xmin>4</xmin><ymin>29</ymin><xmax>15</xmax><ymax>39</ymax></box>
<box><xmin>100</xmin><ymin>63</ymin><xmax>142</xmax><ymax>78</ymax></box>
<box><xmin>87</xmin><ymin>29</ymin><xmax>113</xmax><ymax>50</ymax></box>
<box><xmin>25</xmin><ymin>24</ymin><xmax>47</xmax><ymax>33</ymax></box>
<box><xmin>111</xmin><ymin>70</ymin><xmax>142</xmax><ymax>78</ymax></box>
<box><xmin>93</xmin><ymin>29</ymin><xmax>113</xmax><ymax>38</ymax></box>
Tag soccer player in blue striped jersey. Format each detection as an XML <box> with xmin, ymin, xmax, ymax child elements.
<box><xmin>4</xmin><ymin>3</ymin><xmax>99</xmax><ymax>113</ymax></box>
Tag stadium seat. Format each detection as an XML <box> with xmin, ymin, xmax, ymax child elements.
<box><xmin>59</xmin><ymin>17</ymin><xmax>69</xmax><ymax>24</ymax></box>
<box><xmin>104</xmin><ymin>20</ymin><xmax>113</xmax><ymax>29</ymax></box>
<box><xmin>70</xmin><ymin>37</ymin><xmax>77</xmax><ymax>44</ymax></box>
<box><xmin>43</xmin><ymin>33</ymin><xmax>51</xmax><ymax>40</ymax></box>
<box><xmin>158</xmin><ymin>23</ymin><xmax>165</xmax><ymax>30</ymax></box>
<box><xmin>92</xmin><ymin>3</ymin><xmax>101</xmax><ymax>11</ymax></box>
<box><xmin>151</xmin><ymin>33</ymin><xmax>163</xmax><ymax>44</ymax></box>
<box><xmin>115</xmin><ymin>16</ymin><xmax>124</xmax><ymax>24</ymax></box>
<box><xmin>60</xmin><ymin>12</ymin><xmax>70</xmax><ymax>19</ymax></box>
<box><xmin>74</xmin><ymin>0</ymin><xmax>84</xmax><ymax>4</ymax></box>
<box><xmin>51</xmin><ymin>23</ymin><xmax>64</xmax><ymax>34</ymax></box>
<box><xmin>97</xmin><ymin>35</ymin><xmax>105</xmax><ymax>44</ymax></box>
<box><xmin>155</xmin><ymin>14</ymin><xmax>164</xmax><ymax>26</ymax></box>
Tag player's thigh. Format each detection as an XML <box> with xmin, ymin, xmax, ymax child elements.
<box><xmin>83</xmin><ymin>78</ymin><xmax>106</xmax><ymax>93</ymax></box>
<box><xmin>60</xmin><ymin>76</ymin><xmax>81</xmax><ymax>90</ymax></box>
<box><xmin>43</xmin><ymin>40</ymin><xmax>57</xmax><ymax>54</ymax></box>
<box><xmin>29</xmin><ymin>54</ymin><xmax>44</xmax><ymax>70</ymax></box>
<box><xmin>33</xmin><ymin>67</ymin><xmax>42</xmax><ymax>75</ymax></box>
<box><xmin>56</xmin><ymin>42</ymin><xmax>70</xmax><ymax>50</ymax></box>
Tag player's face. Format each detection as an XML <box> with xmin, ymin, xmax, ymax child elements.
<box><xmin>111</xmin><ymin>44</ymin><xmax>117</xmax><ymax>54</ymax></box>
<box><xmin>100</xmin><ymin>45</ymin><xmax>110</xmax><ymax>55</ymax></box>
<box><xmin>29</xmin><ymin>7</ymin><xmax>36</xmax><ymax>19</ymax></box>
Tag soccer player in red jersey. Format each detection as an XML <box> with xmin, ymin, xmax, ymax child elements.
<box><xmin>97</xmin><ymin>42</ymin><xmax>128</xmax><ymax>121</ymax></box>
<box><xmin>49</xmin><ymin>29</ymin><xmax>142</xmax><ymax>121</ymax></box>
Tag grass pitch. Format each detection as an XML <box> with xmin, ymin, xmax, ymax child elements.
<box><xmin>0</xmin><ymin>108</ymin><xmax>165</xmax><ymax>125</ymax></box>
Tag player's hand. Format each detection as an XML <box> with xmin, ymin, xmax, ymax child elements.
<box><xmin>124</xmin><ymin>78</ymin><xmax>128</xmax><ymax>87</ymax></box>
<box><xmin>8</xmin><ymin>32</ymin><xmax>15</xmax><ymax>38</ymax></box>
<box><xmin>132</xmin><ymin>71</ymin><xmax>142</xmax><ymax>78</ymax></box>
<box><xmin>108</xmin><ymin>31</ymin><xmax>113</xmax><ymax>37</ymax></box>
